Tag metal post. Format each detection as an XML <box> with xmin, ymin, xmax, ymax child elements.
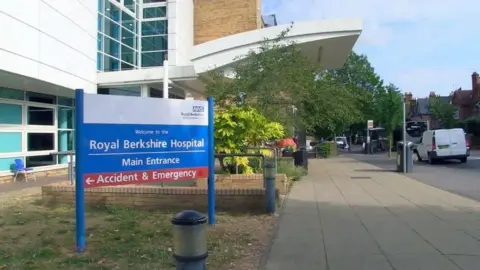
<box><xmin>264</xmin><ymin>164</ymin><xmax>276</xmax><ymax>214</ymax></box>
<box><xmin>402</xmin><ymin>94</ymin><xmax>407</xmax><ymax>174</ymax></box>
<box><xmin>68</xmin><ymin>158</ymin><xmax>74</xmax><ymax>185</ymax></box>
<box><xmin>163</xmin><ymin>55</ymin><xmax>169</xmax><ymax>99</ymax></box>
<box><xmin>365</xmin><ymin>129</ymin><xmax>370</xmax><ymax>155</ymax></box>
<box><xmin>274</xmin><ymin>149</ymin><xmax>278</xmax><ymax>175</ymax></box>
<box><xmin>172</xmin><ymin>210</ymin><xmax>208</xmax><ymax>270</ymax></box>
<box><xmin>207</xmin><ymin>97</ymin><xmax>215</xmax><ymax>225</ymax></box>
<box><xmin>161</xmin><ymin>55</ymin><xmax>169</xmax><ymax>187</ymax></box>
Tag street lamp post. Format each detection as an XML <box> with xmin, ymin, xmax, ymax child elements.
<box><xmin>291</xmin><ymin>105</ymin><xmax>297</xmax><ymax>137</ymax></box>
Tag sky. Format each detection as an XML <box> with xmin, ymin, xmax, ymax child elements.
<box><xmin>262</xmin><ymin>0</ymin><xmax>479</xmax><ymax>98</ymax></box>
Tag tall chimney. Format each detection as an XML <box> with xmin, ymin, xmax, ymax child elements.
<box><xmin>473</xmin><ymin>72</ymin><xmax>479</xmax><ymax>100</ymax></box>
<box><xmin>473</xmin><ymin>72</ymin><xmax>479</xmax><ymax>88</ymax></box>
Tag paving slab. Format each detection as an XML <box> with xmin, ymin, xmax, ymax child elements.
<box><xmin>327</xmin><ymin>254</ymin><xmax>393</xmax><ymax>270</ymax></box>
<box><xmin>447</xmin><ymin>255</ymin><xmax>480</xmax><ymax>270</ymax></box>
<box><xmin>387</xmin><ymin>254</ymin><xmax>461</xmax><ymax>270</ymax></box>
<box><xmin>263</xmin><ymin>157</ymin><xmax>480</xmax><ymax>270</ymax></box>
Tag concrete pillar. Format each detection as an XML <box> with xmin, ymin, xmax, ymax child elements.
<box><xmin>141</xmin><ymin>84</ymin><xmax>149</xmax><ymax>97</ymax></box>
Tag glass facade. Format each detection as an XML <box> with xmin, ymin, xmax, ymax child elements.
<box><xmin>97</xmin><ymin>0</ymin><xmax>168</xmax><ymax>71</ymax></box>
<box><xmin>98</xmin><ymin>86</ymin><xmax>142</xmax><ymax>96</ymax></box>
<box><xmin>150</xmin><ymin>88</ymin><xmax>184</xmax><ymax>99</ymax></box>
<box><xmin>0</xmin><ymin>87</ymin><xmax>75</xmax><ymax>173</ymax></box>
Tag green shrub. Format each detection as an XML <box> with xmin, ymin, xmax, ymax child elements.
<box><xmin>214</xmin><ymin>106</ymin><xmax>285</xmax><ymax>174</ymax></box>
<box><xmin>317</xmin><ymin>141</ymin><xmax>338</xmax><ymax>158</ymax></box>
<box><xmin>277</xmin><ymin>158</ymin><xmax>305</xmax><ymax>181</ymax></box>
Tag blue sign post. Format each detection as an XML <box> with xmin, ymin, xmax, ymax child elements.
<box><xmin>207</xmin><ymin>97</ymin><xmax>215</xmax><ymax>225</ymax></box>
<box><xmin>74</xmin><ymin>89</ymin><xmax>216</xmax><ymax>252</ymax></box>
<box><xmin>74</xmin><ymin>89</ymin><xmax>86</xmax><ymax>253</ymax></box>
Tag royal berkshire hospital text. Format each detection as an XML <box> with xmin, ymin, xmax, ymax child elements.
<box><xmin>89</xmin><ymin>139</ymin><xmax>205</xmax><ymax>152</ymax></box>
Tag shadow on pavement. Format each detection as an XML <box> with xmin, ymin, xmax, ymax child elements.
<box><xmin>265</xmin><ymin>196</ymin><xmax>480</xmax><ymax>270</ymax></box>
<box><xmin>354</xmin><ymin>168</ymin><xmax>397</xmax><ymax>173</ymax></box>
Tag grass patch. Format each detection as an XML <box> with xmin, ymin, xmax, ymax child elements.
<box><xmin>0</xmin><ymin>196</ymin><xmax>275</xmax><ymax>270</ymax></box>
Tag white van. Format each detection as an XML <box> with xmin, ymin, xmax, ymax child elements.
<box><xmin>415</xmin><ymin>128</ymin><xmax>470</xmax><ymax>164</ymax></box>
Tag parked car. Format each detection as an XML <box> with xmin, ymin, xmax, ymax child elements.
<box><xmin>414</xmin><ymin>128</ymin><xmax>469</xmax><ymax>164</ymax></box>
<box><xmin>335</xmin><ymin>137</ymin><xmax>349</xmax><ymax>149</ymax></box>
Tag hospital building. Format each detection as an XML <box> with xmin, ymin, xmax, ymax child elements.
<box><xmin>0</xmin><ymin>0</ymin><xmax>362</xmax><ymax>176</ymax></box>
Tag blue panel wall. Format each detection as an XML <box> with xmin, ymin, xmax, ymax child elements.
<box><xmin>0</xmin><ymin>103</ymin><xmax>22</xmax><ymax>124</ymax></box>
<box><xmin>0</xmin><ymin>132</ymin><xmax>22</xmax><ymax>153</ymax></box>
<box><xmin>0</xmin><ymin>157</ymin><xmax>22</xmax><ymax>171</ymax></box>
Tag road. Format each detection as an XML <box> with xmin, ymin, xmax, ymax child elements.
<box><xmin>344</xmin><ymin>146</ymin><xmax>480</xmax><ymax>202</ymax></box>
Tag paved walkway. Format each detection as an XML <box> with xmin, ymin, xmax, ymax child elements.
<box><xmin>264</xmin><ymin>157</ymin><xmax>480</xmax><ymax>270</ymax></box>
<box><xmin>0</xmin><ymin>175</ymin><xmax>66</xmax><ymax>203</ymax></box>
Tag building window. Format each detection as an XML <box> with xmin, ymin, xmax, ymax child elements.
<box><xmin>98</xmin><ymin>0</ymin><xmax>140</xmax><ymax>72</ymax></box>
<box><xmin>0</xmin><ymin>87</ymin><xmax>24</xmax><ymax>100</ymax></box>
<box><xmin>142</xmin><ymin>20</ymin><xmax>167</xmax><ymax>35</ymax></box>
<box><xmin>105</xmin><ymin>1</ymin><xmax>121</xmax><ymax>22</ymax></box>
<box><xmin>142</xmin><ymin>35</ymin><xmax>167</xmax><ymax>51</ymax></box>
<box><xmin>0</xmin><ymin>91</ymin><xmax>79</xmax><ymax>172</ymax></box>
<box><xmin>26</xmin><ymin>155</ymin><xmax>56</xmax><ymax>168</ymax></box>
<box><xmin>122</xmin><ymin>11</ymin><xmax>136</xmax><ymax>32</ymax></box>
<box><xmin>104</xmin><ymin>36</ymin><xmax>121</xmax><ymax>58</ymax></box>
<box><xmin>121</xmin><ymin>62</ymin><xmax>135</xmax><ymax>71</ymax></box>
<box><xmin>140</xmin><ymin>4</ymin><xmax>168</xmax><ymax>68</ymax></box>
<box><xmin>122</xmin><ymin>28</ymin><xmax>137</xmax><ymax>49</ymax></box>
<box><xmin>104</xmin><ymin>55</ymin><xmax>120</xmax><ymax>71</ymax></box>
<box><xmin>58</xmin><ymin>107</ymin><xmax>74</xmax><ymax>129</ymax></box>
<box><xmin>143</xmin><ymin>6</ymin><xmax>166</xmax><ymax>19</ymax></box>
<box><xmin>58</xmin><ymin>97</ymin><xmax>74</xmax><ymax>107</ymax></box>
<box><xmin>143</xmin><ymin>0</ymin><xmax>166</xmax><ymax>3</ymax></box>
<box><xmin>149</xmin><ymin>88</ymin><xmax>184</xmax><ymax>99</ymax></box>
<box><xmin>104</xmin><ymin>18</ymin><xmax>121</xmax><ymax>40</ymax></box>
<box><xmin>121</xmin><ymin>45</ymin><xmax>137</xmax><ymax>65</ymax></box>
<box><xmin>27</xmin><ymin>106</ymin><xmax>54</xmax><ymax>126</ymax></box>
<box><xmin>141</xmin><ymin>51</ymin><xmax>165</xmax><ymax>67</ymax></box>
<box><xmin>0</xmin><ymin>103</ymin><xmax>22</xmax><ymax>124</ymax></box>
<box><xmin>98</xmin><ymin>0</ymin><xmax>104</xmax><ymax>13</ymax></box>
<box><xmin>124</xmin><ymin>0</ymin><xmax>135</xmax><ymax>13</ymax></box>
<box><xmin>0</xmin><ymin>132</ymin><xmax>22</xmax><ymax>153</ymax></box>
<box><xmin>27</xmin><ymin>133</ymin><xmax>55</xmax><ymax>151</ymax></box>
<box><xmin>98</xmin><ymin>86</ymin><xmax>141</xmax><ymax>96</ymax></box>
<box><xmin>26</xmin><ymin>92</ymin><xmax>56</xmax><ymax>104</ymax></box>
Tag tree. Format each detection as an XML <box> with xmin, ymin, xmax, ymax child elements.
<box><xmin>202</xmin><ymin>24</ymin><xmax>318</xmax><ymax>133</ymax></box>
<box><xmin>322</xmin><ymin>52</ymin><xmax>384</xmax><ymax>123</ymax></box>
<box><xmin>375</xmin><ymin>83</ymin><xmax>404</xmax><ymax>157</ymax></box>
<box><xmin>202</xmin><ymin>27</ymin><xmax>383</xmax><ymax>141</ymax></box>
<box><xmin>302</xmin><ymin>78</ymin><xmax>362</xmax><ymax>138</ymax></box>
<box><xmin>429</xmin><ymin>96</ymin><xmax>457</xmax><ymax>128</ymax></box>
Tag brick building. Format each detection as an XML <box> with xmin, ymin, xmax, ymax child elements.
<box><xmin>194</xmin><ymin>0</ymin><xmax>263</xmax><ymax>44</ymax></box>
<box><xmin>451</xmin><ymin>72</ymin><xmax>480</xmax><ymax>120</ymax></box>
<box><xmin>408</xmin><ymin>91</ymin><xmax>451</xmax><ymax>128</ymax></box>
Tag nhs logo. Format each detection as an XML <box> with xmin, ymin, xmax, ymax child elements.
<box><xmin>193</xmin><ymin>106</ymin><xmax>204</xmax><ymax>113</ymax></box>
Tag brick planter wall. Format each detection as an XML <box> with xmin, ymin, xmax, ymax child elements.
<box><xmin>196</xmin><ymin>174</ymin><xmax>290</xmax><ymax>194</ymax></box>
<box><xmin>42</xmin><ymin>184</ymin><xmax>279</xmax><ymax>214</ymax></box>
